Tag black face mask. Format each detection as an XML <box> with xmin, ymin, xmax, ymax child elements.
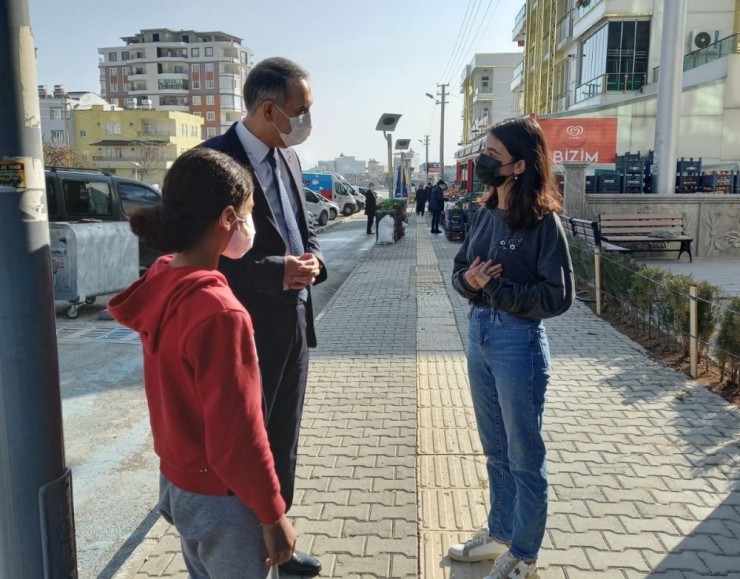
<box><xmin>476</xmin><ymin>154</ymin><xmax>515</xmax><ymax>187</ymax></box>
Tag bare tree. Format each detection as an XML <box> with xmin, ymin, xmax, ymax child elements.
<box><xmin>43</xmin><ymin>142</ymin><xmax>82</xmax><ymax>167</ymax></box>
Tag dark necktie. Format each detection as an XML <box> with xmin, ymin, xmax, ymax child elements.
<box><xmin>267</xmin><ymin>149</ymin><xmax>307</xmax><ymax>301</ymax></box>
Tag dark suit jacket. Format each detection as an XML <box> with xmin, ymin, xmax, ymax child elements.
<box><xmin>202</xmin><ymin>122</ymin><xmax>327</xmax><ymax>347</ymax></box>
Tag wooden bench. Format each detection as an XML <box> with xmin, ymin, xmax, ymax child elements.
<box><xmin>560</xmin><ymin>215</ymin><xmax>629</xmax><ymax>253</ymax></box>
<box><xmin>599</xmin><ymin>212</ymin><xmax>693</xmax><ymax>262</ymax></box>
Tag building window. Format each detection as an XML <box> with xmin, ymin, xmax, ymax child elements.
<box><xmin>50</xmin><ymin>108</ymin><xmax>63</xmax><ymax>120</ymax></box>
<box><xmin>191</xmin><ymin>63</ymin><xmax>199</xmax><ymax>73</ymax></box>
<box><xmin>122</xmin><ymin>66</ymin><xmax>131</xmax><ymax>76</ymax></box>
<box><xmin>110</xmin><ymin>98</ymin><xmax>120</xmax><ymax>106</ymax></box>
<box><xmin>206</xmin><ymin>95</ymin><xmax>215</xmax><ymax>105</ymax></box>
<box><xmin>79</xmin><ymin>129</ymin><xmax>87</xmax><ymax>138</ymax></box>
<box><xmin>192</xmin><ymin>95</ymin><xmax>201</xmax><ymax>105</ymax></box>
<box><xmin>240</xmin><ymin>52</ymin><xmax>247</xmax><ymax>64</ymax></box>
<box><xmin>108</xmin><ymin>52</ymin><xmax>117</xmax><ymax>62</ymax></box>
<box><xmin>193</xmin><ymin>111</ymin><xmax>202</xmax><ymax>116</ymax></box>
<box><xmin>206</xmin><ymin>111</ymin><xmax>216</xmax><ymax>121</ymax></box>
<box><xmin>110</xmin><ymin>82</ymin><xmax>118</xmax><ymax>93</ymax></box>
<box><xmin>104</xmin><ymin>122</ymin><xmax>121</xmax><ymax>135</ymax></box>
<box><xmin>220</xmin><ymin>94</ymin><xmax>235</xmax><ymax>109</ymax></box>
<box><xmin>191</xmin><ymin>125</ymin><xmax>198</xmax><ymax>136</ymax></box>
<box><xmin>192</xmin><ymin>80</ymin><xmax>200</xmax><ymax>89</ymax></box>
<box><xmin>205</xmin><ymin>47</ymin><xmax>213</xmax><ymax>57</ymax></box>
<box><xmin>122</xmin><ymin>51</ymin><xmax>129</xmax><ymax>61</ymax></box>
<box><xmin>191</xmin><ymin>47</ymin><xmax>199</xmax><ymax>57</ymax></box>
<box><xmin>205</xmin><ymin>63</ymin><xmax>214</xmax><ymax>73</ymax></box>
<box><xmin>205</xmin><ymin>80</ymin><xmax>214</xmax><ymax>89</ymax></box>
<box><xmin>158</xmin><ymin>79</ymin><xmax>189</xmax><ymax>90</ymax></box>
<box><xmin>206</xmin><ymin>126</ymin><xmax>217</xmax><ymax>138</ymax></box>
<box><xmin>576</xmin><ymin>20</ymin><xmax>650</xmax><ymax>102</ymax></box>
<box><xmin>50</xmin><ymin>130</ymin><xmax>65</xmax><ymax>144</ymax></box>
<box><xmin>181</xmin><ymin>123</ymin><xmax>187</xmax><ymax>136</ymax></box>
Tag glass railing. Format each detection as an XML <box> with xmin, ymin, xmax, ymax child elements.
<box><xmin>652</xmin><ymin>33</ymin><xmax>739</xmax><ymax>83</ymax></box>
<box><xmin>575</xmin><ymin>0</ymin><xmax>604</xmax><ymax>20</ymax></box>
<box><xmin>513</xmin><ymin>59</ymin><xmax>524</xmax><ymax>78</ymax></box>
<box><xmin>574</xmin><ymin>72</ymin><xmax>647</xmax><ymax>103</ymax></box>
<box><xmin>556</xmin><ymin>10</ymin><xmax>574</xmax><ymax>45</ymax></box>
<box><xmin>514</xmin><ymin>4</ymin><xmax>526</xmax><ymax>28</ymax></box>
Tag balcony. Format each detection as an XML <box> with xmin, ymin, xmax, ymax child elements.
<box><xmin>473</xmin><ymin>86</ymin><xmax>494</xmax><ymax>103</ymax></box>
<box><xmin>543</xmin><ymin>33</ymin><xmax>551</xmax><ymax>62</ymax></box>
<box><xmin>512</xmin><ymin>4</ymin><xmax>526</xmax><ymax>42</ymax></box>
<box><xmin>574</xmin><ymin>72</ymin><xmax>646</xmax><ymax>105</ymax></box>
<box><xmin>556</xmin><ymin>10</ymin><xmax>574</xmax><ymax>49</ymax></box>
<box><xmin>511</xmin><ymin>59</ymin><xmax>524</xmax><ymax>92</ymax></box>
<box><xmin>653</xmin><ymin>33</ymin><xmax>740</xmax><ymax>83</ymax></box>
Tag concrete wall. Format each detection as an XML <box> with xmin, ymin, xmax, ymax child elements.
<box><xmin>563</xmin><ymin>162</ymin><xmax>740</xmax><ymax>257</ymax></box>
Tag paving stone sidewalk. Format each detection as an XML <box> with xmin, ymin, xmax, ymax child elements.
<box><xmin>116</xmin><ymin>213</ymin><xmax>740</xmax><ymax>579</ymax></box>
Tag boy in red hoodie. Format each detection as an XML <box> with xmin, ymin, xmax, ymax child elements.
<box><xmin>109</xmin><ymin>147</ymin><xmax>295</xmax><ymax>578</ymax></box>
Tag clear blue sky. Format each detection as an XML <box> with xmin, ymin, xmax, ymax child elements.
<box><xmin>29</xmin><ymin>0</ymin><xmax>523</xmax><ymax>169</ymax></box>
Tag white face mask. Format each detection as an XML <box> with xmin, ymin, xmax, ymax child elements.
<box><xmin>273</xmin><ymin>104</ymin><xmax>312</xmax><ymax>147</ymax></box>
<box><xmin>221</xmin><ymin>213</ymin><xmax>255</xmax><ymax>259</ymax></box>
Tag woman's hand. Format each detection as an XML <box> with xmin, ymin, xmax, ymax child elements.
<box><xmin>464</xmin><ymin>257</ymin><xmax>503</xmax><ymax>290</ymax></box>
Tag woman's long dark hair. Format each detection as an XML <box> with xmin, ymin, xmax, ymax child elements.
<box><xmin>482</xmin><ymin>116</ymin><xmax>562</xmax><ymax>229</ymax></box>
<box><xmin>129</xmin><ymin>148</ymin><xmax>253</xmax><ymax>253</ymax></box>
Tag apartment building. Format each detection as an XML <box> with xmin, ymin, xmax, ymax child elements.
<box><xmin>38</xmin><ymin>85</ymin><xmax>119</xmax><ymax>147</ymax></box>
<box><xmin>98</xmin><ymin>29</ymin><xmax>253</xmax><ymax>140</ymax></box>
<box><xmin>504</xmin><ymin>0</ymin><xmax>740</xmax><ymax>167</ymax></box>
<box><xmin>459</xmin><ymin>53</ymin><xmax>523</xmax><ymax>146</ymax></box>
<box><xmin>73</xmin><ymin>105</ymin><xmax>204</xmax><ymax>186</ymax></box>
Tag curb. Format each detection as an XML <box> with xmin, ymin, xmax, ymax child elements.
<box><xmin>111</xmin><ymin>516</ymin><xmax>170</xmax><ymax>579</ymax></box>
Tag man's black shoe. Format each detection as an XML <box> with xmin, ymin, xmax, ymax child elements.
<box><xmin>280</xmin><ymin>551</ymin><xmax>322</xmax><ymax>576</ymax></box>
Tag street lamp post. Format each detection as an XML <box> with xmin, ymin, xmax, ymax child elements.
<box><xmin>375</xmin><ymin>113</ymin><xmax>402</xmax><ymax>192</ymax></box>
<box><xmin>426</xmin><ymin>84</ymin><xmax>448</xmax><ymax>181</ymax></box>
<box><xmin>131</xmin><ymin>161</ymin><xmax>140</xmax><ymax>180</ymax></box>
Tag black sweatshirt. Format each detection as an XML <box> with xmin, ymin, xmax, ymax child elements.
<box><xmin>452</xmin><ymin>207</ymin><xmax>575</xmax><ymax>320</ymax></box>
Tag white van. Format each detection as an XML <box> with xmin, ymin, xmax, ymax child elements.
<box><xmin>303</xmin><ymin>171</ymin><xmax>356</xmax><ymax>216</ymax></box>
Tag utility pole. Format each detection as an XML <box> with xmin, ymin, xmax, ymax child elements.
<box><xmin>439</xmin><ymin>83</ymin><xmax>448</xmax><ymax>181</ymax></box>
<box><xmin>0</xmin><ymin>2</ymin><xmax>78</xmax><ymax>577</ymax></box>
<box><xmin>654</xmin><ymin>0</ymin><xmax>687</xmax><ymax>194</ymax></box>
<box><xmin>419</xmin><ymin>135</ymin><xmax>430</xmax><ymax>184</ymax></box>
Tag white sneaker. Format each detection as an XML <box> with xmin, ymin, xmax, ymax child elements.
<box><xmin>448</xmin><ymin>529</ymin><xmax>509</xmax><ymax>562</ymax></box>
<box><xmin>484</xmin><ymin>550</ymin><xmax>539</xmax><ymax>579</ymax></box>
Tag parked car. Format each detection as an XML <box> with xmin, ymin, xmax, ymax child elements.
<box><xmin>317</xmin><ymin>195</ymin><xmax>339</xmax><ymax>220</ymax></box>
<box><xmin>348</xmin><ymin>185</ymin><xmax>365</xmax><ymax>212</ymax></box>
<box><xmin>303</xmin><ymin>187</ymin><xmax>330</xmax><ymax>226</ymax></box>
<box><xmin>302</xmin><ymin>171</ymin><xmax>356</xmax><ymax>216</ymax></box>
<box><xmin>44</xmin><ymin>167</ymin><xmax>162</xmax><ymax>269</ymax></box>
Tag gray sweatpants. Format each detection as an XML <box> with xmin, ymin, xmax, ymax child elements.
<box><xmin>158</xmin><ymin>475</ymin><xmax>277</xmax><ymax>579</ymax></box>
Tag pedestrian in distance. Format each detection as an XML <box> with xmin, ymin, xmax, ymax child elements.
<box><xmin>364</xmin><ymin>181</ymin><xmax>378</xmax><ymax>234</ymax></box>
<box><xmin>415</xmin><ymin>183</ymin><xmax>428</xmax><ymax>216</ymax></box>
<box><xmin>429</xmin><ymin>179</ymin><xmax>446</xmax><ymax>233</ymax></box>
<box><xmin>448</xmin><ymin>117</ymin><xmax>574</xmax><ymax>579</ymax></box>
<box><xmin>202</xmin><ymin>56</ymin><xmax>325</xmax><ymax>577</ymax></box>
<box><xmin>108</xmin><ymin>148</ymin><xmax>296</xmax><ymax>579</ymax></box>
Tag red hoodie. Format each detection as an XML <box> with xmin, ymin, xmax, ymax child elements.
<box><xmin>108</xmin><ymin>255</ymin><xmax>285</xmax><ymax>525</ymax></box>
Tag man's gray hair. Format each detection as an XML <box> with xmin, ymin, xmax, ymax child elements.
<box><xmin>243</xmin><ymin>57</ymin><xmax>309</xmax><ymax>116</ymax></box>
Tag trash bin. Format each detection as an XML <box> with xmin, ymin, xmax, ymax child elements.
<box><xmin>50</xmin><ymin>222</ymin><xmax>139</xmax><ymax>318</ymax></box>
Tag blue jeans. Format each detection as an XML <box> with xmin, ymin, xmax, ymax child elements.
<box><xmin>467</xmin><ymin>307</ymin><xmax>551</xmax><ymax>561</ymax></box>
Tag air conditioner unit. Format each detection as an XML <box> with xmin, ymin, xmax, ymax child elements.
<box><xmin>689</xmin><ymin>30</ymin><xmax>716</xmax><ymax>51</ymax></box>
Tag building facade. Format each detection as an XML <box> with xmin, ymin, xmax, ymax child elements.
<box><xmin>73</xmin><ymin>106</ymin><xmax>204</xmax><ymax>186</ymax></box>
<box><xmin>38</xmin><ymin>85</ymin><xmax>119</xmax><ymax>147</ymax></box>
<box><xmin>513</xmin><ymin>0</ymin><xmax>739</xmax><ymax>116</ymax></box>
<box><xmin>98</xmin><ymin>29</ymin><xmax>253</xmax><ymax>140</ymax></box>
<box><xmin>459</xmin><ymin>52</ymin><xmax>523</xmax><ymax>145</ymax></box>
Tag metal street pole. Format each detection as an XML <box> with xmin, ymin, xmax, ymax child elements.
<box><xmin>385</xmin><ymin>132</ymin><xmax>393</xmax><ymax>193</ymax></box>
<box><xmin>0</xmin><ymin>2</ymin><xmax>78</xmax><ymax>577</ymax></box>
<box><xmin>654</xmin><ymin>0</ymin><xmax>687</xmax><ymax>195</ymax></box>
<box><xmin>439</xmin><ymin>83</ymin><xmax>448</xmax><ymax>181</ymax></box>
<box><xmin>419</xmin><ymin>135</ymin><xmax>430</xmax><ymax>184</ymax></box>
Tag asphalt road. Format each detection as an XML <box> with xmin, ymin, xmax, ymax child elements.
<box><xmin>54</xmin><ymin>210</ymin><xmax>375</xmax><ymax>578</ymax></box>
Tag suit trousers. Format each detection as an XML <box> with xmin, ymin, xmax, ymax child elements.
<box><xmin>431</xmin><ymin>209</ymin><xmax>442</xmax><ymax>231</ymax></box>
<box><xmin>248</xmin><ymin>299</ymin><xmax>309</xmax><ymax>511</ymax></box>
<box><xmin>367</xmin><ymin>213</ymin><xmax>375</xmax><ymax>233</ymax></box>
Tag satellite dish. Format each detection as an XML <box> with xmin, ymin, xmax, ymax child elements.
<box><xmin>694</xmin><ymin>31</ymin><xmax>712</xmax><ymax>49</ymax></box>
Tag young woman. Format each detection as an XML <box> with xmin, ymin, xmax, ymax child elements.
<box><xmin>108</xmin><ymin>148</ymin><xmax>295</xmax><ymax>578</ymax></box>
<box><xmin>448</xmin><ymin>117</ymin><xmax>574</xmax><ymax>579</ymax></box>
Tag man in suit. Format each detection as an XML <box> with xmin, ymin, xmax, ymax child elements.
<box><xmin>429</xmin><ymin>179</ymin><xmax>446</xmax><ymax>233</ymax></box>
<box><xmin>364</xmin><ymin>182</ymin><xmax>378</xmax><ymax>234</ymax></box>
<box><xmin>202</xmin><ymin>57</ymin><xmax>325</xmax><ymax>577</ymax></box>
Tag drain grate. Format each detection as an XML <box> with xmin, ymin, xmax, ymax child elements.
<box><xmin>57</xmin><ymin>325</ymin><xmax>141</xmax><ymax>345</ymax></box>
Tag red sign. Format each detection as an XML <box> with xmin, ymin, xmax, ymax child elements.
<box><xmin>537</xmin><ymin>118</ymin><xmax>618</xmax><ymax>163</ymax></box>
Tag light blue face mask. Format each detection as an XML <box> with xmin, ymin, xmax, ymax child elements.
<box><xmin>273</xmin><ymin>105</ymin><xmax>312</xmax><ymax>147</ymax></box>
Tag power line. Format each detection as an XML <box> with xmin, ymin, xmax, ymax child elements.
<box><xmin>445</xmin><ymin>0</ymin><xmax>501</xmax><ymax>85</ymax></box>
<box><xmin>438</xmin><ymin>0</ymin><xmax>481</xmax><ymax>84</ymax></box>
<box><xmin>443</xmin><ymin>0</ymin><xmax>486</xmax><ymax>83</ymax></box>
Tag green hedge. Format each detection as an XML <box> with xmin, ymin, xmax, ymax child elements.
<box><xmin>568</xmin><ymin>239</ymin><xmax>738</xmax><ymax>384</ymax></box>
